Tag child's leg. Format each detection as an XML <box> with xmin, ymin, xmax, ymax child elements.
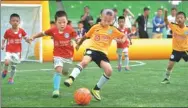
<box><xmin>123</xmin><ymin>48</ymin><xmax>130</xmax><ymax>70</ymax></box>
<box><xmin>165</xmin><ymin>61</ymin><xmax>175</xmax><ymax>80</ymax></box>
<box><xmin>64</xmin><ymin>56</ymin><xmax>92</xmax><ymax>87</ymax></box>
<box><xmin>92</xmin><ymin>61</ymin><xmax>112</xmax><ymax>101</ymax></box>
<box><xmin>94</xmin><ymin>61</ymin><xmax>112</xmax><ymax>90</ymax></box>
<box><xmin>2</xmin><ymin>59</ymin><xmax>10</xmax><ymax>78</ymax></box>
<box><xmin>117</xmin><ymin>48</ymin><xmax>122</xmax><ymax>72</ymax></box>
<box><xmin>52</xmin><ymin>57</ymin><xmax>63</xmax><ymax>98</ymax></box>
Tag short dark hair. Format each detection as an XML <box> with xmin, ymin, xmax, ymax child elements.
<box><xmin>55</xmin><ymin>10</ymin><xmax>67</xmax><ymax>21</ymax></box>
<box><xmin>78</xmin><ymin>21</ymin><xmax>84</xmax><ymax>24</ymax></box>
<box><xmin>112</xmin><ymin>8</ymin><xmax>117</xmax><ymax>12</ymax></box>
<box><xmin>50</xmin><ymin>21</ymin><xmax>55</xmax><ymax>24</ymax></box>
<box><xmin>68</xmin><ymin>20</ymin><xmax>72</xmax><ymax>25</ymax></box>
<box><xmin>118</xmin><ymin>16</ymin><xmax>125</xmax><ymax>21</ymax></box>
<box><xmin>171</xmin><ymin>7</ymin><xmax>177</xmax><ymax>11</ymax></box>
<box><xmin>10</xmin><ymin>13</ymin><xmax>20</xmax><ymax>20</ymax></box>
<box><xmin>144</xmin><ymin>7</ymin><xmax>150</xmax><ymax>11</ymax></box>
<box><xmin>84</xmin><ymin>6</ymin><xmax>89</xmax><ymax>9</ymax></box>
<box><xmin>176</xmin><ymin>11</ymin><xmax>186</xmax><ymax>18</ymax></box>
<box><xmin>132</xmin><ymin>24</ymin><xmax>136</xmax><ymax>27</ymax></box>
<box><xmin>158</xmin><ymin>8</ymin><xmax>163</xmax><ymax>11</ymax></box>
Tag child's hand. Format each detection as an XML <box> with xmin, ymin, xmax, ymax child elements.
<box><xmin>25</xmin><ymin>38</ymin><xmax>31</xmax><ymax>44</ymax></box>
<box><xmin>1</xmin><ymin>45</ymin><xmax>5</xmax><ymax>50</ymax></box>
<box><xmin>75</xmin><ymin>44</ymin><xmax>80</xmax><ymax>51</ymax></box>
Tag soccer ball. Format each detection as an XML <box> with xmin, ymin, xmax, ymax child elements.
<box><xmin>74</xmin><ymin>88</ymin><xmax>92</xmax><ymax>105</ymax></box>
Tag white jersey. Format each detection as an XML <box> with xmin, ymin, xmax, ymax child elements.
<box><xmin>167</xmin><ymin>15</ymin><xmax>176</xmax><ymax>35</ymax></box>
<box><xmin>124</xmin><ymin>16</ymin><xmax>133</xmax><ymax>29</ymax></box>
<box><xmin>113</xmin><ymin>16</ymin><xmax>119</xmax><ymax>28</ymax></box>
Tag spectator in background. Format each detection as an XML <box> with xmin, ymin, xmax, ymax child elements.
<box><xmin>152</xmin><ymin>8</ymin><xmax>165</xmax><ymax>39</ymax></box>
<box><xmin>112</xmin><ymin>8</ymin><xmax>119</xmax><ymax>28</ymax></box>
<box><xmin>134</xmin><ymin>7</ymin><xmax>150</xmax><ymax>38</ymax></box>
<box><xmin>76</xmin><ymin>21</ymin><xmax>86</xmax><ymax>43</ymax></box>
<box><xmin>67</xmin><ymin>20</ymin><xmax>72</xmax><ymax>28</ymax></box>
<box><xmin>167</xmin><ymin>8</ymin><xmax>177</xmax><ymax>38</ymax></box>
<box><xmin>81</xmin><ymin>6</ymin><xmax>93</xmax><ymax>32</ymax></box>
<box><xmin>50</xmin><ymin>21</ymin><xmax>56</xmax><ymax>28</ymax></box>
<box><xmin>129</xmin><ymin>24</ymin><xmax>138</xmax><ymax>39</ymax></box>
<box><xmin>96</xmin><ymin>9</ymin><xmax>104</xmax><ymax>24</ymax></box>
<box><xmin>123</xmin><ymin>8</ymin><xmax>135</xmax><ymax>29</ymax></box>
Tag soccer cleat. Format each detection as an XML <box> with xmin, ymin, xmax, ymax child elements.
<box><xmin>52</xmin><ymin>90</ymin><xmax>60</xmax><ymax>98</ymax></box>
<box><xmin>91</xmin><ymin>89</ymin><xmax>101</xmax><ymax>101</ymax></box>
<box><xmin>8</xmin><ymin>78</ymin><xmax>14</xmax><ymax>84</ymax></box>
<box><xmin>125</xmin><ymin>66</ymin><xmax>131</xmax><ymax>71</ymax></box>
<box><xmin>64</xmin><ymin>78</ymin><xmax>73</xmax><ymax>87</ymax></box>
<box><xmin>161</xmin><ymin>78</ymin><xmax>170</xmax><ymax>84</ymax></box>
<box><xmin>2</xmin><ymin>70</ymin><xmax>8</xmax><ymax>78</ymax></box>
<box><xmin>118</xmin><ymin>65</ymin><xmax>122</xmax><ymax>72</ymax></box>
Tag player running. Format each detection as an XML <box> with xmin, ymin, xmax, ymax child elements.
<box><xmin>64</xmin><ymin>9</ymin><xmax>127</xmax><ymax>101</ymax></box>
<box><xmin>116</xmin><ymin>16</ymin><xmax>131</xmax><ymax>72</ymax></box>
<box><xmin>29</xmin><ymin>11</ymin><xmax>77</xmax><ymax>98</ymax></box>
<box><xmin>1</xmin><ymin>13</ymin><xmax>30</xmax><ymax>84</ymax></box>
<box><xmin>161</xmin><ymin>9</ymin><xmax>188</xmax><ymax>84</ymax></box>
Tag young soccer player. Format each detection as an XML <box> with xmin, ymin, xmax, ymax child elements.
<box><xmin>1</xmin><ymin>13</ymin><xmax>30</xmax><ymax>84</ymax></box>
<box><xmin>116</xmin><ymin>16</ymin><xmax>131</xmax><ymax>72</ymax></box>
<box><xmin>64</xmin><ymin>9</ymin><xmax>126</xmax><ymax>101</ymax></box>
<box><xmin>161</xmin><ymin>9</ymin><xmax>188</xmax><ymax>84</ymax></box>
<box><xmin>129</xmin><ymin>25</ymin><xmax>138</xmax><ymax>39</ymax></box>
<box><xmin>29</xmin><ymin>11</ymin><xmax>77</xmax><ymax>98</ymax></box>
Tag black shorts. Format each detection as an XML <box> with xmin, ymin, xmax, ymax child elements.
<box><xmin>84</xmin><ymin>49</ymin><xmax>110</xmax><ymax>67</ymax></box>
<box><xmin>170</xmin><ymin>50</ymin><xmax>188</xmax><ymax>62</ymax></box>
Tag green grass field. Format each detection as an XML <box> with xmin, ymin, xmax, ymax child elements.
<box><xmin>1</xmin><ymin>60</ymin><xmax>188</xmax><ymax>107</ymax></box>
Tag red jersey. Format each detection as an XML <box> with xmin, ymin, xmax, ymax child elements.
<box><xmin>44</xmin><ymin>26</ymin><xmax>77</xmax><ymax>58</ymax></box>
<box><xmin>4</xmin><ymin>28</ymin><xmax>27</xmax><ymax>53</ymax></box>
<box><xmin>117</xmin><ymin>28</ymin><xmax>130</xmax><ymax>48</ymax></box>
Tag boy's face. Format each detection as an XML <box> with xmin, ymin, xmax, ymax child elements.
<box><xmin>131</xmin><ymin>26</ymin><xmax>136</xmax><ymax>31</ymax></box>
<box><xmin>157</xmin><ymin>10</ymin><xmax>163</xmax><ymax>16</ymax></box>
<box><xmin>9</xmin><ymin>17</ymin><xmax>20</xmax><ymax>28</ymax></box>
<box><xmin>78</xmin><ymin>23</ymin><xmax>83</xmax><ymax>29</ymax></box>
<box><xmin>101</xmin><ymin>14</ymin><xmax>114</xmax><ymax>26</ymax></box>
<box><xmin>56</xmin><ymin>16</ymin><xmax>67</xmax><ymax>31</ymax></box>
<box><xmin>176</xmin><ymin>14</ymin><xmax>185</xmax><ymax>25</ymax></box>
<box><xmin>50</xmin><ymin>24</ymin><xmax>56</xmax><ymax>28</ymax></box>
<box><xmin>144</xmin><ymin>10</ymin><xmax>150</xmax><ymax>16</ymax></box>
<box><xmin>118</xmin><ymin>19</ymin><xmax>125</xmax><ymax>28</ymax></box>
<box><xmin>171</xmin><ymin>10</ymin><xmax>177</xmax><ymax>16</ymax></box>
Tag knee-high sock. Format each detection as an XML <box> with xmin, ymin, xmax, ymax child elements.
<box><xmin>53</xmin><ymin>72</ymin><xmax>62</xmax><ymax>91</ymax></box>
<box><xmin>10</xmin><ymin>65</ymin><xmax>16</xmax><ymax>78</ymax></box>
<box><xmin>69</xmin><ymin>64</ymin><xmax>83</xmax><ymax>80</ymax></box>
<box><xmin>94</xmin><ymin>74</ymin><xmax>109</xmax><ymax>90</ymax></box>
<box><xmin>124</xmin><ymin>54</ymin><xmax>129</xmax><ymax>67</ymax></box>
<box><xmin>118</xmin><ymin>54</ymin><xmax>122</xmax><ymax>66</ymax></box>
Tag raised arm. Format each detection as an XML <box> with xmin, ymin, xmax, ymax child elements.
<box><xmin>164</xmin><ymin>9</ymin><xmax>169</xmax><ymax>25</ymax></box>
<box><xmin>126</xmin><ymin>9</ymin><xmax>135</xmax><ymax>18</ymax></box>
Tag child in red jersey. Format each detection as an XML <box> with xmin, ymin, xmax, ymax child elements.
<box><xmin>116</xmin><ymin>16</ymin><xmax>131</xmax><ymax>72</ymax></box>
<box><xmin>30</xmin><ymin>11</ymin><xmax>77</xmax><ymax>98</ymax></box>
<box><xmin>1</xmin><ymin>13</ymin><xmax>30</xmax><ymax>84</ymax></box>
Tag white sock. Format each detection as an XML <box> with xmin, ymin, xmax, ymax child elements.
<box><xmin>124</xmin><ymin>54</ymin><xmax>129</xmax><ymax>67</ymax></box>
<box><xmin>95</xmin><ymin>74</ymin><xmax>109</xmax><ymax>90</ymax></box>
<box><xmin>10</xmin><ymin>65</ymin><xmax>16</xmax><ymax>78</ymax></box>
<box><xmin>165</xmin><ymin>69</ymin><xmax>172</xmax><ymax>79</ymax></box>
<box><xmin>118</xmin><ymin>54</ymin><xmax>122</xmax><ymax>65</ymax></box>
<box><xmin>70</xmin><ymin>64</ymin><xmax>83</xmax><ymax>80</ymax></box>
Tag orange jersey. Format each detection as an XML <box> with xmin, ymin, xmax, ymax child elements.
<box><xmin>85</xmin><ymin>24</ymin><xmax>124</xmax><ymax>55</ymax></box>
<box><xmin>169</xmin><ymin>23</ymin><xmax>188</xmax><ymax>51</ymax></box>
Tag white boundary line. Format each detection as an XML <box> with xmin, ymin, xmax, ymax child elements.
<box><xmin>17</xmin><ymin>61</ymin><xmax>146</xmax><ymax>72</ymax></box>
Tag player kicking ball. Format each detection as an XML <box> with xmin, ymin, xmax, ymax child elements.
<box><xmin>116</xmin><ymin>16</ymin><xmax>131</xmax><ymax>72</ymax></box>
<box><xmin>64</xmin><ymin>9</ymin><xmax>126</xmax><ymax>101</ymax></box>
<box><xmin>1</xmin><ymin>13</ymin><xmax>30</xmax><ymax>84</ymax></box>
<box><xmin>161</xmin><ymin>9</ymin><xmax>188</xmax><ymax>84</ymax></box>
<box><xmin>29</xmin><ymin>11</ymin><xmax>77</xmax><ymax>98</ymax></box>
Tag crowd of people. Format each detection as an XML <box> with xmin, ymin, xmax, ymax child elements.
<box><xmin>55</xmin><ymin>6</ymin><xmax>179</xmax><ymax>39</ymax></box>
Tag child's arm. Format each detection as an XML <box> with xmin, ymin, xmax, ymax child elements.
<box><xmin>164</xmin><ymin>9</ymin><xmax>169</xmax><ymax>25</ymax></box>
<box><xmin>1</xmin><ymin>39</ymin><xmax>6</xmax><ymax>50</ymax></box>
<box><xmin>30</xmin><ymin>32</ymin><xmax>45</xmax><ymax>41</ymax></box>
<box><xmin>76</xmin><ymin>36</ymin><xmax>89</xmax><ymax>50</ymax></box>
